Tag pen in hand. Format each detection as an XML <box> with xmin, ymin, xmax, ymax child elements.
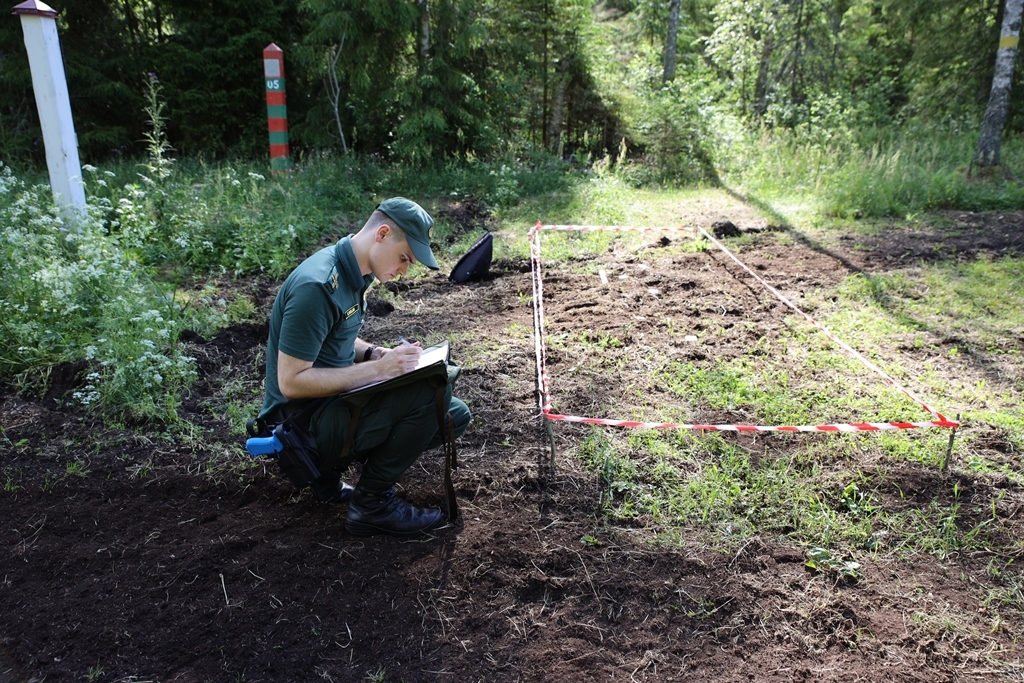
<box><xmin>394</xmin><ymin>336</ymin><xmax>420</xmax><ymax>373</ymax></box>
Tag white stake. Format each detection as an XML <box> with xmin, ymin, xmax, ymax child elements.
<box><xmin>13</xmin><ymin>0</ymin><xmax>87</xmax><ymax>224</ymax></box>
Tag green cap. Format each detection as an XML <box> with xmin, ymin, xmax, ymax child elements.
<box><xmin>376</xmin><ymin>197</ymin><xmax>438</xmax><ymax>270</ymax></box>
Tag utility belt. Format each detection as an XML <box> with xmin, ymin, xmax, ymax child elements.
<box><xmin>246</xmin><ymin>363</ymin><xmax>460</xmax><ymax>521</ymax></box>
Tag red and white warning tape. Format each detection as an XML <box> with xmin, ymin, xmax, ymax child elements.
<box><xmin>529</xmin><ymin>222</ymin><xmax>960</xmax><ymax>432</ymax></box>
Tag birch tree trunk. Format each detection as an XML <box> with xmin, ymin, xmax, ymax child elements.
<box><xmin>418</xmin><ymin>0</ymin><xmax>430</xmax><ymax>67</ymax></box>
<box><xmin>974</xmin><ymin>0</ymin><xmax>1023</xmax><ymax>168</ymax></box>
<box><xmin>663</xmin><ymin>0</ymin><xmax>682</xmax><ymax>83</ymax></box>
<box><xmin>324</xmin><ymin>38</ymin><xmax>348</xmax><ymax>153</ymax></box>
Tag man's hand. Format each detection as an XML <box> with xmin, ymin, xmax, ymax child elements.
<box><xmin>377</xmin><ymin>342</ymin><xmax>421</xmax><ymax>376</ymax></box>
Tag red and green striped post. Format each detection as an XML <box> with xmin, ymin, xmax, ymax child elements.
<box><xmin>262</xmin><ymin>43</ymin><xmax>290</xmax><ymax>172</ymax></box>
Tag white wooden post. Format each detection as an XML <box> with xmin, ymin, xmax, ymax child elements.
<box><xmin>13</xmin><ymin>0</ymin><xmax>87</xmax><ymax>222</ymax></box>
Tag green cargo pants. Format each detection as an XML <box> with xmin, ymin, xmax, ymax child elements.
<box><xmin>308</xmin><ymin>378</ymin><xmax>470</xmax><ymax>485</ymax></box>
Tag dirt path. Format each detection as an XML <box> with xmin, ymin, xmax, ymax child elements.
<box><xmin>2</xmin><ymin>206</ymin><xmax>1023</xmax><ymax>682</ymax></box>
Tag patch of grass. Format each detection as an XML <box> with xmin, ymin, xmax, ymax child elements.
<box><xmin>963</xmin><ymin>453</ymin><xmax>1024</xmax><ymax>487</ymax></box>
<box><xmin>579</xmin><ymin>427</ymin><xmax>868</xmax><ymax>546</ymax></box>
<box><xmin>559</xmin><ymin>218</ymin><xmax>1023</xmax><ymax>562</ymax></box>
<box><xmin>657</xmin><ymin>343</ymin><xmax>931</xmax><ymax>428</ymax></box>
<box><xmin>2</xmin><ymin>474</ymin><xmax>20</xmax><ymax>492</ymax></box>
<box><xmin>65</xmin><ymin>460</ymin><xmax>89</xmax><ymax>478</ymax></box>
<box><xmin>223</xmin><ymin>398</ymin><xmax>262</xmax><ymax>438</ymax></box>
<box><xmin>496</xmin><ymin>181</ymin><xmax>741</xmax><ymax>263</ymax></box>
<box><xmin>823</xmin><ymin>259</ymin><xmax>1024</xmax><ymax>442</ymax></box>
<box><xmin>211</xmin><ymin>373</ymin><xmax>265</xmax><ymax>438</ymax></box>
<box><xmin>836</xmin><ymin>259</ymin><xmax>1024</xmax><ymax>345</ymax></box>
<box><xmin>720</xmin><ymin>120</ymin><xmax>1024</xmax><ymax>219</ymax></box>
<box><xmin>980</xmin><ymin>560</ymin><xmax>1024</xmax><ymax>631</ymax></box>
<box><xmin>445</xmin><ymin>325</ymin><xmax>527</xmax><ymax>373</ymax></box>
<box><xmin>573</xmin><ymin>416</ymin><xmax>1020</xmax><ymax>563</ymax></box>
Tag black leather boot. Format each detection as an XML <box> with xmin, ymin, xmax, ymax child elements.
<box><xmin>345</xmin><ymin>484</ymin><xmax>444</xmax><ymax>536</ymax></box>
<box><xmin>311</xmin><ymin>475</ymin><xmax>355</xmax><ymax>504</ymax></box>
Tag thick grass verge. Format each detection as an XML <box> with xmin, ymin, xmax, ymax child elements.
<box><xmin>717</xmin><ymin>120</ymin><xmax>1024</xmax><ymax>220</ymax></box>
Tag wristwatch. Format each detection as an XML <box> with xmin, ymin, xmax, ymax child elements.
<box><xmin>363</xmin><ymin>345</ymin><xmax>377</xmax><ymax>362</ymax></box>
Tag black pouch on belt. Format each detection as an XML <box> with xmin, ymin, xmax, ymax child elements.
<box><xmin>245</xmin><ymin>398</ymin><xmax>328</xmax><ymax>490</ymax></box>
<box><xmin>273</xmin><ymin>420</ymin><xmax>321</xmax><ymax>489</ymax></box>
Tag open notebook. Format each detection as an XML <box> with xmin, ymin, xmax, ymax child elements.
<box><xmin>337</xmin><ymin>340</ymin><xmax>450</xmax><ymax>398</ymax></box>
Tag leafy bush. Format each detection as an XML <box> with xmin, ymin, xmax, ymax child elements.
<box><xmin>600</xmin><ymin>44</ymin><xmax>723</xmax><ymax>188</ymax></box>
<box><xmin>626</xmin><ymin>80</ymin><xmax>719</xmax><ymax>186</ymax></box>
<box><xmin>0</xmin><ymin>163</ymin><xmax>196</xmax><ymax>421</ymax></box>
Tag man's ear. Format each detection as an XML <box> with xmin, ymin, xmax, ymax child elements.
<box><xmin>375</xmin><ymin>224</ymin><xmax>391</xmax><ymax>242</ymax></box>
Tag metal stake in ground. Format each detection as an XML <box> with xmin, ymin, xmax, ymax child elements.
<box><xmin>941</xmin><ymin>413</ymin><xmax>963</xmax><ymax>474</ymax></box>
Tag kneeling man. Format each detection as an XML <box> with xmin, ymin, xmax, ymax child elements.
<box><xmin>258</xmin><ymin>198</ymin><xmax>470</xmax><ymax>536</ymax></box>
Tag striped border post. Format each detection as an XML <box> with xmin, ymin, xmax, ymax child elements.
<box><xmin>262</xmin><ymin>43</ymin><xmax>290</xmax><ymax>172</ymax></box>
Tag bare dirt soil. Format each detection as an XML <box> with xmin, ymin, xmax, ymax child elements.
<box><xmin>2</xmin><ymin>206</ymin><xmax>1023</xmax><ymax>682</ymax></box>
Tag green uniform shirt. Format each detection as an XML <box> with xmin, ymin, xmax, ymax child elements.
<box><xmin>259</xmin><ymin>237</ymin><xmax>374</xmax><ymax>420</ymax></box>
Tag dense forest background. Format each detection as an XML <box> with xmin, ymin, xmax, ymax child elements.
<box><xmin>0</xmin><ymin>0</ymin><xmax>1020</xmax><ymax>174</ymax></box>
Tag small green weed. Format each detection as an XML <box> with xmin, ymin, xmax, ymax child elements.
<box><xmin>805</xmin><ymin>547</ymin><xmax>863</xmax><ymax>582</ymax></box>
<box><xmin>840</xmin><ymin>482</ymin><xmax>875</xmax><ymax>517</ymax></box>
<box><xmin>126</xmin><ymin>461</ymin><xmax>152</xmax><ymax>480</ymax></box>
<box><xmin>40</xmin><ymin>473</ymin><xmax>58</xmax><ymax>493</ymax></box>
<box><xmin>65</xmin><ymin>460</ymin><xmax>89</xmax><ymax>478</ymax></box>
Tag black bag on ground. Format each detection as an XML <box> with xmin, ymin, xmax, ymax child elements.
<box><xmin>449</xmin><ymin>231</ymin><xmax>493</xmax><ymax>283</ymax></box>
